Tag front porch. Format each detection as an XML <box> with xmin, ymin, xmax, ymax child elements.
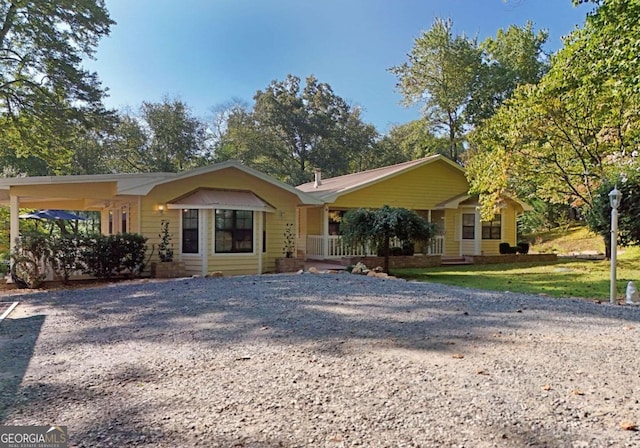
<box><xmin>304</xmin><ymin>234</ymin><xmax>445</xmax><ymax>260</ymax></box>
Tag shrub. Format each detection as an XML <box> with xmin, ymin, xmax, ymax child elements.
<box><xmin>401</xmin><ymin>240</ymin><xmax>415</xmax><ymax>256</ymax></box>
<box><xmin>81</xmin><ymin>233</ymin><xmax>148</xmax><ymax>278</ymax></box>
<box><xmin>499</xmin><ymin>242</ymin><xmax>520</xmax><ymax>254</ymax></box>
<box><xmin>118</xmin><ymin>233</ymin><xmax>148</xmax><ymax>277</ymax></box>
<box><xmin>11</xmin><ymin>232</ymin><xmax>51</xmax><ymax>288</ymax></box>
<box><xmin>517</xmin><ymin>241</ymin><xmax>530</xmax><ymax>254</ymax></box>
<box><xmin>50</xmin><ymin>235</ymin><xmax>84</xmax><ymax>284</ymax></box>
<box><xmin>390</xmin><ymin>246</ymin><xmax>403</xmax><ymax>256</ymax></box>
<box><xmin>158</xmin><ymin>220</ymin><xmax>174</xmax><ymax>262</ymax></box>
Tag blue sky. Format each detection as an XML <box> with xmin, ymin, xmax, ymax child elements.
<box><xmin>84</xmin><ymin>0</ymin><xmax>593</xmax><ymax>133</ymax></box>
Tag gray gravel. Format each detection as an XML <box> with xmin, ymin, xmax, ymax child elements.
<box><xmin>1</xmin><ymin>273</ymin><xmax>639</xmax><ymax>447</ymax></box>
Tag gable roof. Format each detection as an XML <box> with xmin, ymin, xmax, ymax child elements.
<box><xmin>435</xmin><ymin>193</ymin><xmax>533</xmax><ymax>212</ymax></box>
<box><xmin>296</xmin><ymin>154</ymin><xmax>465</xmax><ymax>203</ymax></box>
<box><xmin>0</xmin><ymin>160</ymin><xmax>323</xmax><ymax>206</ymax></box>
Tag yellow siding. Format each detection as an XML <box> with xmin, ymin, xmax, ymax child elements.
<box><xmin>331</xmin><ymin>160</ymin><xmax>469</xmax><ymax>209</ymax></box>
<box><xmin>306</xmin><ymin>207</ymin><xmax>322</xmax><ymax>234</ymax></box>
<box><xmin>297</xmin><ymin>207</ymin><xmax>307</xmax><ymax>256</ymax></box>
<box><xmin>443</xmin><ymin>211</ymin><xmax>459</xmax><ymax>257</ymax></box>
<box><xmin>140</xmin><ymin>167</ymin><xmax>299</xmax><ymax>275</ymax></box>
<box><xmin>501</xmin><ymin>206</ymin><xmax>517</xmax><ymax>245</ymax></box>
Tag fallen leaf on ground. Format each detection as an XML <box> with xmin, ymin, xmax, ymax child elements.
<box><xmin>476</xmin><ymin>369</ymin><xmax>490</xmax><ymax>375</ymax></box>
<box><xmin>620</xmin><ymin>421</ymin><xmax>637</xmax><ymax>431</ymax></box>
<box><xmin>571</xmin><ymin>389</ymin><xmax>585</xmax><ymax>396</ymax></box>
<box><xmin>452</xmin><ymin>353</ymin><xmax>464</xmax><ymax>359</ymax></box>
<box><xmin>542</xmin><ymin>384</ymin><xmax>552</xmax><ymax>391</ymax></box>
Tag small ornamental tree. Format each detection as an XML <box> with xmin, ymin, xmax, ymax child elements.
<box><xmin>158</xmin><ymin>220</ymin><xmax>174</xmax><ymax>262</ymax></box>
<box><xmin>340</xmin><ymin>205</ymin><xmax>437</xmax><ymax>273</ymax></box>
<box><xmin>586</xmin><ymin>174</ymin><xmax>640</xmax><ymax>258</ymax></box>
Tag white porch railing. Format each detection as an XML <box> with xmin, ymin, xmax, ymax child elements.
<box><xmin>306</xmin><ymin>235</ymin><xmax>444</xmax><ymax>259</ymax></box>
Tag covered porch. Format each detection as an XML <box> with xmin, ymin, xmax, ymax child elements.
<box><xmin>299</xmin><ymin>205</ymin><xmax>446</xmax><ymax>260</ymax></box>
<box><xmin>305</xmin><ymin>234</ymin><xmax>445</xmax><ymax>259</ymax></box>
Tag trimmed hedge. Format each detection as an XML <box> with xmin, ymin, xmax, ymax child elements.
<box><xmin>499</xmin><ymin>241</ymin><xmax>530</xmax><ymax>255</ymax></box>
<box><xmin>12</xmin><ymin>232</ymin><xmax>148</xmax><ymax>287</ymax></box>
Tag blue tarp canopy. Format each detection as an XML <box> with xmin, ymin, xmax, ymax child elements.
<box><xmin>19</xmin><ymin>209</ymin><xmax>87</xmax><ymax>221</ymax></box>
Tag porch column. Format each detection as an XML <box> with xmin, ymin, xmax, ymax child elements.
<box><xmin>474</xmin><ymin>207</ymin><xmax>482</xmax><ymax>255</ymax></box>
<box><xmin>201</xmin><ymin>209</ymin><xmax>208</xmax><ymax>276</ymax></box>
<box><xmin>9</xmin><ymin>194</ymin><xmax>19</xmax><ymax>255</ymax></box>
<box><xmin>257</xmin><ymin>211</ymin><xmax>263</xmax><ymax>274</ymax></box>
<box><xmin>322</xmin><ymin>206</ymin><xmax>329</xmax><ymax>258</ymax></box>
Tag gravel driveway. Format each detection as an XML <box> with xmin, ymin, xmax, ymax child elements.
<box><xmin>1</xmin><ymin>273</ymin><xmax>639</xmax><ymax>447</ymax></box>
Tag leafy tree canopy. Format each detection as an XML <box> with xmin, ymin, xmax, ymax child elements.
<box><xmin>466</xmin><ymin>0</ymin><xmax>640</xmax><ymax>220</ymax></box>
<box><xmin>0</xmin><ymin>0</ymin><xmax>115</xmax><ymax>173</ymax></box>
<box><xmin>391</xmin><ymin>19</ymin><xmax>548</xmax><ymax>163</ymax></box>
<box><xmin>109</xmin><ymin>98</ymin><xmax>210</xmax><ymax>173</ymax></box>
<box><xmin>586</xmin><ymin>171</ymin><xmax>640</xmax><ymax>256</ymax></box>
<box><xmin>215</xmin><ymin>74</ymin><xmax>379</xmax><ymax>185</ymax></box>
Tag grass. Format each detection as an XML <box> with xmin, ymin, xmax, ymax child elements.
<box><xmin>394</xmin><ymin>228</ymin><xmax>640</xmax><ymax>301</ymax></box>
<box><xmin>526</xmin><ymin>224</ymin><xmax>605</xmax><ymax>255</ymax></box>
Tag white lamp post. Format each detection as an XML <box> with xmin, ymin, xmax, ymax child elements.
<box><xmin>609</xmin><ymin>185</ymin><xmax>622</xmax><ymax>304</ymax></box>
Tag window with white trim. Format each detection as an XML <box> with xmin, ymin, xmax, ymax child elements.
<box><xmin>215</xmin><ymin>209</ymin><xmax>253</xmax><ymax>253</ymax></box>
<box><xmin>121</xmin><ymin>205</ymin><xmax>128</xmax><ymax>233</ymax></box>
<box><xmin>482</xmin><ymin>214</ymin><xmax>501</xmax><ymax>240</ymax></box>
<box><xmin>462</xmin><ymin>213</ymin><xmax>475</xmax><ymax>239</ymax></box>
<box><xmin>182</xmin><ymin>209</ymin><xmax>199</xmax><ymax>254</ymax></box>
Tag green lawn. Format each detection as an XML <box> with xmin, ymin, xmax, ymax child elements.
<box><xmin>394</xmin><ymin>247</ymin><xmax>640</xmax><ymax>301</ymax></box>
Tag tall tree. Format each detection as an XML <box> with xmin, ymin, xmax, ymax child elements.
<box><xmin>467</xmin><ymin>22</ymin><xmax>549</xmax><ymax>125</ymax></box>
<box><xmin>390</xmin><ymin>18</ymin><xmax>482</xmax><ymax>162</ymax></box>
<box><xmin>0</xmin><ymin>0</ymin><xmax>114</xmax><ymax>173</ymax></box>
<box><xmin>217</xmin><ymin>75</ymin><xmax>380</xmax><ymax>185</ymax></box>
<box><xmin>377</xmin><ymin>120</ymin><xmax>449</xmax><ymax>162</ymax></box>
<box><xmin>109</xmin><ymin>99</ymin><xmax>210</xmax><ymax>173</ymax></box>
<box><xmin>466</xmin><ymin>0</ymin><xmax>640</xmax><ymax>220</ymax></box>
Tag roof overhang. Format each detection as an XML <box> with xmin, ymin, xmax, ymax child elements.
<box><xmin>435</xmin><ymin>193</ymin><xmax>533</xmax><ymax>212</ymax></box>
<box><xmin>166</xmin><ymin>189</ymin><xmax>276</xmax><ymax>213</ymax></box>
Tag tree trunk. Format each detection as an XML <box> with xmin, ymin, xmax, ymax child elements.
<box><xmin>383</xmin><ymin>236</ymin><xmax>390</xmax><ymax>273</ymax></box>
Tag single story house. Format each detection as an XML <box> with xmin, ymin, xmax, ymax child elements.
<box><xmin>296</xmin><ymin>154</ymin><xmax>531</xmax><ymax>259</ymax></box>
<box><xmin>0</xmin><ymin>160</ymin><xmax>322</xmax><ymax>277</ymax></box>
<box><xmin>0</xmin><ymin>155</ymin><xmax>531</xmax><ymax>278</ymax></box>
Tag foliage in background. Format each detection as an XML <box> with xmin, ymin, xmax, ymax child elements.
<box><xmin>108</xmin><ymin>98</ymin><xmax>210</xmax><ymax>173</ymax></box>
<box><xmin>390</xmin><ymin>20</ymin><xmax>548</xmax><ymax>163</ymax></box>
<box><xmin>214</xmin><ymin>74</ymin><xmax>380</xmax><ymax>185</ymax></box>
<box><xmin>466</xmin><ymin>0</ymin><xmax>640</xmax><ymax>221</ymax></box>
<box><xmin>390</xmin><ymin>18</ymin><xmax>481</xmax><ymax>163</ymax></box>
<box><xmin>0</xmin><ymin>0</ymin><xmax>115</xmax><ymax>174</ymax></box>
<box><xmin>340</xmin><ymin>205</ymin><xmax>437</xmax><ymax>273</ymax></box>
<box><xmin>586</xmin><ymin>173</ymin><xmax>640</xmax><ymax>256</ymax></box>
